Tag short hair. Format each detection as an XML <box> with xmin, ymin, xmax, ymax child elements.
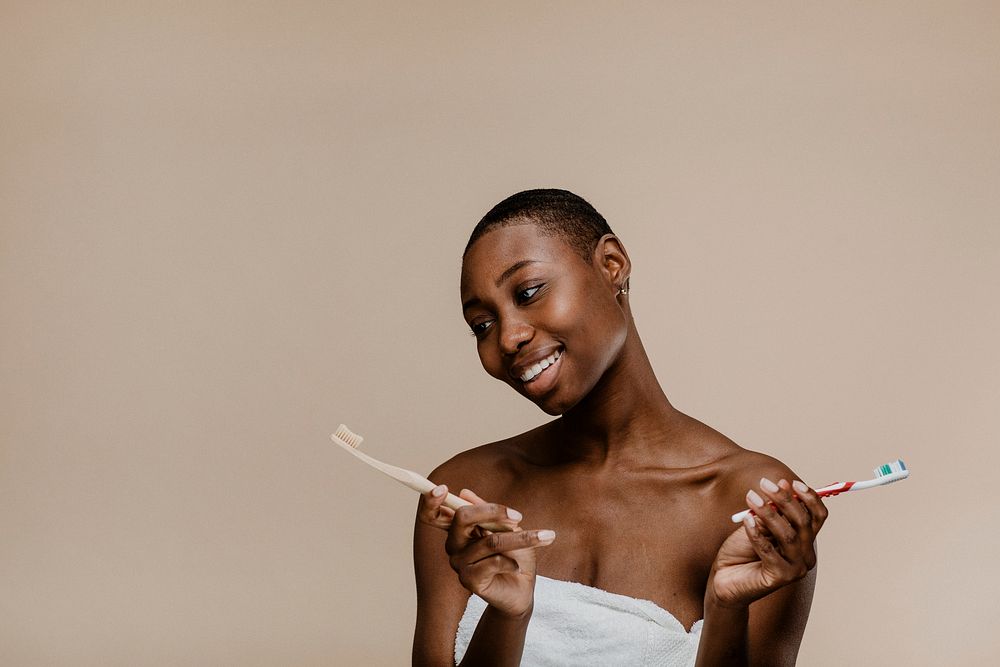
<box><xmin>464</xmin><ymin>189</ymin><xmax>614</xmax><ymax>263</ymax></box>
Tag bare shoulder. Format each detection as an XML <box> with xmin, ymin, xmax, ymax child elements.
<box><xmin>671</xmin><ymin>414</ymin><xmax>802</xmax><ymax>514</ymax></box>
<box><xmin>425</xmin><ymin>425</ymin><xmax>544</xmax><ymax>499</ymax></box>
<box><xmin>717</xmin><ymin>446</ymin><xmax>803</xmax><ymax>498</ymax></box>
<box><xmin>675</xmin><ymin>412</ymin><xmax>799</xmax><ymax>484</ymax></box>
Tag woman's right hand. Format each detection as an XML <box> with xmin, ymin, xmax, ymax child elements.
<box><xmin>417</xmin><ymin>485</ymin><xmax>557</xmax><ymax>618</ymax></box>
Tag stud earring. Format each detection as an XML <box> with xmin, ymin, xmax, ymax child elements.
<box><xmin>618</xmin><ymin>278</ymin><xmax>630</xmax><ymax>295</ymax></box>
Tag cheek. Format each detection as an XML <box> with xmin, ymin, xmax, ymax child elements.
<box><xmin>477</xmin><ymin>342</ymin><xmax>507</xmax><ymax>382</ymax></box>
<box><xmin>538</xmin><ymin>288</ymin><xmax>605</xmax><ymax>344</ymax></box>
<box><xmin>564</xmin><ymin>297</ymin><xmax>628</xmax><ymax>374</ymax></box>
<box><xmin>545</xmin><ymin>292</ymin><xmax>584</xmax><ymax>334</ymax></box>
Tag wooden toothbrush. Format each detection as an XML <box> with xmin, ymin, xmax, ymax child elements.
<box><xmin>330</xmin><ymin>424</ymin><xmax>512</xmax><ymax>532</ymax></box>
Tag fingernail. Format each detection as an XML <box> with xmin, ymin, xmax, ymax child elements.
<box><xmin>747</xmin><ymin>489</ymin><xmax>765</xmax><ymax>507</ymax></box>
<box><xmin>507</xmin><ymin>507</ymin><xmax>523</xmax><ymax>521</ymax></box>
<box><xmin>537</xmin><ymin>529</ymin><xmax>556</xmax><ymax>543</ymax></box>
<box><xmin>744</xmin><ymin>513</ymin><xmax>756</xmax><ymax>528</ymax></box>
<box><xmin>760</xmin><ymin>477</ymin><xmax>779</xmax><ymax>493</ymax></box>
<box><xmin>431</xmin><ymin>485</ymin><xmax>446</xmax><ymax>497</ymax></box>
<box><xmin>792</xmin><ymin>480</ymin><xmax>809</xmax><ymax>494</ymax></box>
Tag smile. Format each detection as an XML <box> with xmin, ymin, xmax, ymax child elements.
<box><xmin>519</xmin><ymin>350</ymin><xmax>562</xmax><ymax>383</ymax></box>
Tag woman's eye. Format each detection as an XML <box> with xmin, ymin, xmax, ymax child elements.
<box><xmin>469</xmin><ymin>320</ymin><xmax>493</xmax><ymax>336</ymax></box>
<box><xmin>517</xmin><ymin>285</ymin><xmax>543</xmax><ymax>302</ymax></box>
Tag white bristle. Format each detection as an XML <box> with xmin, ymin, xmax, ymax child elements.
<box><xmin>335</xmin><ymin>424</ymin><xmax>363</xmax><ymax>448</ymax></box>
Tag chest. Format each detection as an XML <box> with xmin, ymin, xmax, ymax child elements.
<box><xmin>503</xmin><ymin>470</ymin><xmax>733</xmax><ymax>629</ymax></box>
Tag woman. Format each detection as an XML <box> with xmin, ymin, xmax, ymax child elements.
<box><xmin>412</xmin><ymin>189</ymin><xmax>827</xmax><ymax>666</ymax></box>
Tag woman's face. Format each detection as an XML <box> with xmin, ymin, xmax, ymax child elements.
<box><xmin>460</xmin><ymin>223</ymin><xmax>630</xmax><ymax>415</ymax></box>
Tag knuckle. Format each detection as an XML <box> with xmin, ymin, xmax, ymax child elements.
<box><xmin>417</xmin><ymin>501</ymin><xmax>436</xmax><ymax>516</ymax></box>
<box><xmin>485</xmin><ymin>533</ymin><xmax>504</xmax><ymax>551</ymax></box>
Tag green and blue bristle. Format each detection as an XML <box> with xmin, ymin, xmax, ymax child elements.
<box><xmin>875</xmin><ymin>459</ymin><xmax>907</xmax><ymax>477</ymax></box>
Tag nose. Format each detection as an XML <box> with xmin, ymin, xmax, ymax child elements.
<box><xmin>497</xmin><ymin>315</ymin><xmax>533</xmax><ymax>356</ymax></box>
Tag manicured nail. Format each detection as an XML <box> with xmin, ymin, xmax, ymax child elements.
<box><xmin>792</xmin><ymin>480</ymin><xmax>809</xmax><ymax>494</ymax></box>
<box><xmin>507</xmin><ymin>507</ymin><xmax>523</xmax><ymax>521</ymax></box>
<box><xmin>747</xmin><ymin>489</ymin><xmax>765</xmax><ymax>507</ymax></box>
<box><xmin>431</xmin><ymin>485</ymin><xmax>446</xmax><ymax>497</ymax></box>
<box><xmin>760</xmin><ymin>477</ymin><xmax>779</xmax><ymax>493</ymax></box>
<box><xmin>537</xmin><ymin>529</ymin><xmax>556</xmax><ymax>543</ymax></box>
<box><xmin>744</xmin><ymin>513</ymin><xmax>756</xmax><ymax>528</ymax></box>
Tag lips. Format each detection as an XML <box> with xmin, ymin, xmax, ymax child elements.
<box><xmin>511</xmin><ymin>347</ymin><xmax>563</xmax><ymax>383</ymax></box>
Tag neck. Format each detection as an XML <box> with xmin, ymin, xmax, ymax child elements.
<box><xmin>553</xmin><ymin>320</ymin><xmax>682</xmax><ymax>464</ymax></box>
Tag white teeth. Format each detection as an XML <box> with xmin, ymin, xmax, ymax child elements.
<box><xmin>519</xmin><ymin>351</ymin><xmax>561</xmax><ymax>382</ymax></box>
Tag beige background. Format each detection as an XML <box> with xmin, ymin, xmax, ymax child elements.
<box><xmin>2</xmin><ymin>2</ymin><xmax>998</xmax><ymax>665</ymax></box>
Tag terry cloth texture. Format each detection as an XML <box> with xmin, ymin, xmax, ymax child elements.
<box><xmin>454</xmin><ymin>575</ymin><xmax>703</xmax><ymax>666</ymax></box>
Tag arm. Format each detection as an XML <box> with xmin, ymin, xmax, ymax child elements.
<box><xmin>695</xmin><ymin>475</ymin><xmax>827</xmax><ymax>666</ymax></box>
<box><xmin>412</xmin><ymin>495</ymin><xmax>475</xmax><ymax>667</ymax></box>
<box><xmin>413</xmin><ymin>485</ymin><xmax>555</xmax><ymax>667</ymax></box>
<box><xmin>696</xmin><ymin>565</ymin><xmax>816</xmax><ymax>666</ymax></box>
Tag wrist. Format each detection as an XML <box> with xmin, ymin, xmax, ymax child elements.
<box><xmin>705</xmin><ymin>594</ymin><xmax>749</xmax><ymax>618</ymax></box>
<box><xmin>485</xmin><ymin>602</ymin><xmax>534</xmax><ymax>623</ymax></box>
<box><xmin>704</xmin><ymin>584</ymin><xmax>750</xmax><ymax>617</ymax></box>
<box><xmin>696</xmin><ymin>583</ymin><xmax>751</xmax><ymax>667</ymax></box>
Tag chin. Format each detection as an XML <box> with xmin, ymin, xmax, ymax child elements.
<box><xmin>532</xmin><ymin>393</ymin><xmax>578</xmax><ymax>416</ymax></box>
<box><xmin>513</xmin><ymin>388</ymin><xmax>566</xmax><ymax>416</ymax></box>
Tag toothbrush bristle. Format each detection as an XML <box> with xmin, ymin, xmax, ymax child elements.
<box><xmin>334</xmin><ymin>424</ymin><xmax>364</xmax><ymax>448</ymax></box>
<box><xmin>874</xmin><ymin>458</ymin><xmax>907</xmax><ymax>478</ymax></box>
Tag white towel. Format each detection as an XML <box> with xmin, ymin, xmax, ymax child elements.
<box><xmin>454</xmin><ymin>575</ymin><xmax>703</xmax><ymax>666</ymax></box>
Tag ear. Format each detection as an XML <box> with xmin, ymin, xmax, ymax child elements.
<box><xmin>592</xmin><ymin>234</ymin><xmax>631</xmax><ymax>294</ymax></box>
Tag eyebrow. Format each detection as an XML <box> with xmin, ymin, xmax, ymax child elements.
<box><xmin>462</xmin><ymin>259</ymin><xmax>540</xmax><ymax>312</ymax></box>
<box><xmin>495</xmin><ymin>259</ymin><xmax>539</xmax><ymax>287</ymax></box>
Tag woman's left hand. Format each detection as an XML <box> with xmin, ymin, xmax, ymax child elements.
<box><xmin>709</xmin><ymin>478</ymin><xmax>828</xmax><ymax>608</ymax></box>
